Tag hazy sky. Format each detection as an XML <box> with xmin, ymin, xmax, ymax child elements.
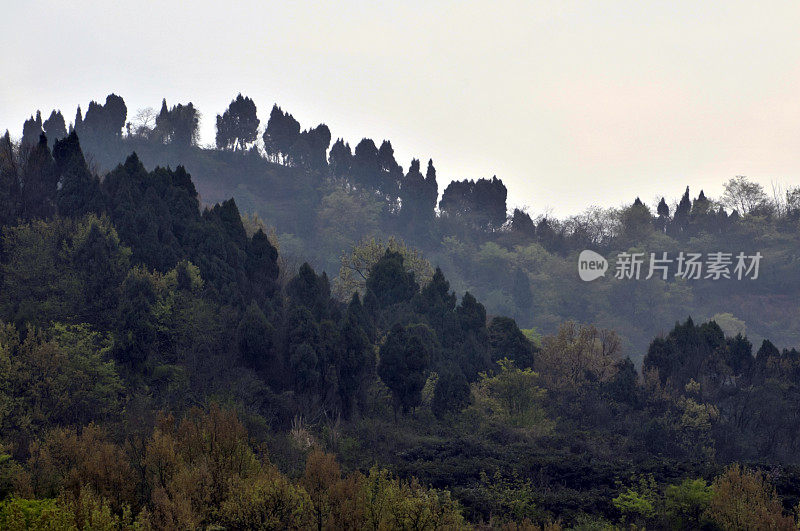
<box><xmin>3</xmin><ymin>1</ymin><xmax>800</xmax><ymax>216</ymax></box>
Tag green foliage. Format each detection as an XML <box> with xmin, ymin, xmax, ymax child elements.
<box><xmin>664</xmin><ymin>478</ymin><xmax>712</xmax><ymax>529</ymax></box>
<box><xmin>335</xmin><ymin>236</ymin><xmax>432</xmax><ymax>301</ymax></box>
<box><xmin>477</xmin><ymin>470</ymin><xmax>547</xmax><ymax>524</ymax></box>
<box><xmin>612</xmin><ymin>475</ymin><xmax>659</xmax><ymax>526</ymax></box>
<box><xmin>8</xmin><ymin>100</ymin><xmax>800</xmax><ymax>527</ymax></box>
<box><xmin>468</xmin><ymin>359</ymin><xmax>551</xmax><ymax>435</ymax></box>
<box><xmin>0</xmin><ymin>497</ymin><xmax>71</xmax><ymax>530</ymax></box>
<box><xmin>0</xmin><ymin>322</ymin><xmax>124</xmax><ymax>455</ymax></box>
<box><xmin>0</xmin><ymin>215</ymin><xmax>130</xmax><ymax>328</ymax></box>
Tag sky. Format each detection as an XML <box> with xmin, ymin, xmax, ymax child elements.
<box><xmin>2</xmin><ymin>1</ymin><xmax>800</xmax><ymax>216</ymax></box>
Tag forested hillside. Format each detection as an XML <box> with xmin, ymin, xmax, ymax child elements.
<box><xmin>20</xmin><ymin>94</ymin><xmax>800</xmax><ymax>361</ymax></box>
<box><xmin>2</xmin><ymin>96</ymin><xmax>800</xmax><ymax>528</ymax></box>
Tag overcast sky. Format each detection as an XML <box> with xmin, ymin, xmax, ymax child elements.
<box><xmin>2</xmin><ymin>1</ymin><xmax>799</xmax><ymax>216</ymax></box>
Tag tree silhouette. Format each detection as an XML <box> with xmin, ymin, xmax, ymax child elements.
<box><xmin>21</xmin><ymin>111</ymin><xmax>43</xmax><ymax>149</ymax></box>
<box><xmin>0</xmin><ymin>131</ymin><xmax>21</xmax><ymax>225</ymax></box>
<box><xmin>329</xmin><ymin>138</ymin><xmax>352</xmax><ymax>177</ymax></box>
<box><xmin>42</xmin><ymin>110</ymin><xmax>67</xmax><ymax>148</ymax></box>
<box><xmin>378</xmin><ymin>323</ymin><xmax>431</xmax><ymax>415</ymax></box>
<box><xmin>263</xmin><ymin>104</ymin><xmax>300</xmax><ymax>163</ymax></box>
<box><xmin>53</xmin><ymin>132</ymin><xmax>103</xmax><ymax>217</ymax></box>
<box><xmin>215</xmin><ymin>94</ymin><xmax>259</xmax><ymax>151</ymax></box>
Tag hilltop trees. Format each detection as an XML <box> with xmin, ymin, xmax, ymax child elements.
<box><xmin>440</xmin><ymin>176</ymin><xmax>507</xmax><ymax>230</ymax></box>
<box><xmin>299</xmin><ymin>124</ymin><xmax>332</xmax><ymax>171</ymax></box>
<box><xmin>722</xmin><ymin>175</ymin><xmax>769</xmax><ymax>215</ymax></box>
<box><xmin>263</xmin><ymin>104</ymin><xmax>300</xmax><ymax>164</ymax></box>
<box><xmin>42</xmin><ymin>110</ymin><xmax>67</xmax><ymax>148</ymax></box>
<box><xmin>399</xmin><ymin>158</ymin><xmax>438</xmax><ymax>235</ymax></box>
<box><xmin>154</xmin><ymin>99</ymin><xmax>199</xmax><ymax>147</ymax></box>
<box><xmin>329</xmin><ymin>138</ymin><xmax>352</xmax><ymax>177</ymax></box>
<box><xmin>21</xmin><ymin>111</ymin><xmax>43</xmax><ymax>149</ymax></box>
<box><xmin>75</xmin><ymin>94</ymin><xmax>127</xmax><ymax>147</ymax></box>
<box><xmin>215</xmin><ymin>94</ymin><xmax>259</xmax><ymax>151</ymax></box>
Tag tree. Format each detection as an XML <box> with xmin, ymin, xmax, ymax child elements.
<box><xmin>488</xmin><ymin>317</ymin><xmax>536</xmax><ymax>368</ymax></box>
<box><xmin>756</xmin><ymin>339</ymin><xmax>780</xmax><ymax>363</ymax></box>
<box><xmin>365</xmin><ymin>250</ymin><xmax>419</xmax><ymax>309</ymax></box>
<box><xmin>335</xmin><ymin>237</ymin><xmax>432</xmax><ymax>301</ymax></box>
<box><xmin>376</xmin><ymin>140</ymin><xmax>402</xmax><ymax>198</ymax></box>
<box><xmin>103</xmin><ymin>94</ymin><xmax>127</xmax><ymax>139</ymax></box>
<box><xmin>337</xmin><ymin>313</ymin><xmax>372</xmax><ymax>416</ymax></box>
<box><xmin>415</xmin><ymin>266</ymin><xmax>457</xmax><ymax>336</ymax></box>
<box><xmin>432</xmin><ymin>367</ymin><xmax>470</xmax><ymax>418</ymax></box>
<box><xmin>329</xmin><ymin>139</ymin><xmax>352</xmax><ymax>177</ymax></box>
<box><xmin>655</xmin><ymin>196</ymin><xmax>670</xmax><ymax>232</ymax></box>
<box><xmin>286</xmin><ymin>306</ymin><xmax>321</xmax><ymax>393</ymax></box>
<box><xmin>537</xmin><ymin>322</ymin><xmax>620</xmax><ymax>390</ymax></box>
<box><xmin>664</xmin><ymin>478</ymin><xmax>713</xmax><ymax>529</ymax></box>
<box><xmin>130</xmin><ymin>107</ymin><xmax>157</xmax><ymax>138</ymax></box>
<box><xmin>706</xmin><ymin>464</ymin><xmax>795</xmax><ymax>530</ymax></box>
<box><xmin>71</xmin><ymin>219</ymin><xmax>131</xmax><ymax>327</ymax></box>
<box><xmin>78</xmin><ymin>95</ymin><xmax>127</xmax><ymax>146</ymax></box>
<box><xmin>378</xmin><ymin>324</ymin><xmax>431</xmax><ymax>415</ymax></box>
<box><xmin>439</xmin><ymin>176</ymin><xmax>507</xmax><ymax>230</ymax></box>
<box><xmin>657</xmin><ymin>197</ymin><xmax>670</xmax><ymax>218</ymax></box>
<box><xmin>21</xmin><ymin>111</ymin><xmax>43</xmax><ymax>149</ymax></box>
<box><xmin>470</xmin><ymin>359</ymin><xmax>549</xmax><ymax>432</ymax></box>
<box><xmin>620</xmin><ymin>198</ymin><xmax>653</xmax><ymax>242</ymax></box>
<box><xmin>0</xmin><ymin>131</ymin><xmax>20</xmax><ymax>226</ymax></box>
<box><xmin>510</xmin><ymin>209</ymin><xmax>536</xmax><ymax>238</ymax></box>
<box><xmin>263</xmin><ymin>105</ymin><xmax>300</xmax><ymax>163</ymax></box>
<box><xmin>237</xmin><ymin>301</ymin><xmax>275</xmax><ymax>371</ymax></box>
<box><xmin>0</xmin><ymin>323</ymin><xmax>124</xmax><ymax>455</ymax></box>
<box><xmin>301</xmin><ymin>450</ymin><xmax>341</xmax><ymax>531</ymax></box>
<box><xmin>154</xmin><ymin>100</ymin><xmax>199</xmax><ymax>147</ymax></box>
<box><xmin>287</xmin><ymin>263</ymin><xmax>332</xmax><ymax>321</ymax></box>
<box><xmin>53</xmin><ymin>132</ymin><xmax>103</xmax><ymax>217</ymax></box>
<box><xmin>612</xmin><ymin>476</ymin><xmax>659</xmax><ymax>527</ymax></box>
<box><xmin>722</xmin><ymin>176</ymin><xmax>768</xmax><ymax>216</ymax></box>
<box><xmin>115</xmin><ymin>267</ymin><xmax>157</xmax><ymax>366</ymax></box>
<box><xmin>725</xmin><ymin>333</ymin><xmax>753</xmax><ymax>377</ymax></box>
<box><xmin>215</xmin><ymin>94</ymin><xmax>260</xmax><ymax>151</ymax></box>
<box><xmin>352</xmin><ymin>138</ymin><xmax>380</xmax><ymax>190</ymax></box>
<box><xmin>169</xmin><ymin>102</ymin><xmax>200</xmax><ymax>147</ymax></box>
<box><xmin>670</xmin><ymin>186</ymin><xmax>692</xmax><ymax>237</ymax></box>
<box><xmin>154</xmin><ymin>98</ymin><xmax>170</xmax><ymax>143</ymax></box>
<box><xmin>299</xmin><ymin>124</ymin><xmax>331</xmax><ymax>171</ymax></box>
<box><xmin>42</xmin><ymin>111</ymin><xmax>67</xmax><ymax>148</ymax></box>
<box><xmin>19</xmin><ymin>133</ymin><xmax>58</xmax><ymax>220</ymax></box>
<box><xmin>424</xmin><ymin>159</ymin><xmax>438</xmax><ymax>214</ymax></box>
<box><xmin>399</xmin><ymin>158</ymin><xmax>436</xmax><ymax>235</ymax></box>
<box><xmin>246</xmin><ymin>229</ymin><xmax>279</xmax><ymax>302</ymax></box>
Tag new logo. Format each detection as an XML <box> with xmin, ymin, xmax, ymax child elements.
<box><xmin>578</xmin><ymin>250</ymin><xmax>608</xmax><ymax>281</ymax></box>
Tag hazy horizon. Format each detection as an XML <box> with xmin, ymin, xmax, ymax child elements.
<box><xmin>3</xmin><ymin>1</ymin><xmax>799</xmax><ymax>216</ymax></box>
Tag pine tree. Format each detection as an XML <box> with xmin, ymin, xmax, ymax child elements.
<box><xmin>378</xmin><ymin>324</ymin><xmax>431</xmax><ymax>415</ymax></box>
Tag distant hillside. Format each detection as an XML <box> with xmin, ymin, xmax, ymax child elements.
<box><xmin>13</xmin><ymin>94</ymin><xmax>800</xmax><ymax>361</ymax></box>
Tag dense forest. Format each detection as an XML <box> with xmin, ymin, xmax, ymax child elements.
<box><xmin>1</xmin><ymin>94</ymin><xmax>800</xmax><ymax>528</ymax></box>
